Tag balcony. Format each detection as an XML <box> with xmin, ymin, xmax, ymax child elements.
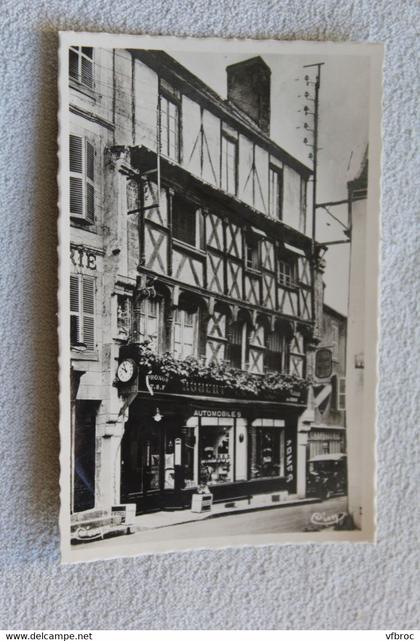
<box><xmin>134</xmin><ymin>342</ymin><xmax>309</xmax><ymax>404</ymax></box>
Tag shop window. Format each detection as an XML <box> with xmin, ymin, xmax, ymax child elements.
<box><xmin>269</xmin><ymin>165</ymin><xmax>283</xmax><ymax>219</ymax></box>
<box><xmin>173</xmin><ymin>307</ymin><xmax>198</xmax><ymax>359</ymax></box>
<box><xmin>139</xmin><ymin>297</ymin><xmax>161</xmax><ymax>350</ymax></box>
<box><xmin>249</xmin><ymin>428</ymin><xmax>284</xmax><ymax>479</ymax></box>
<box><xmin>69</xmin><ymin>135</ymin><xmax>95</xmax><ymax>223</ymax></box>
<box><xmin>245</xmin><ymin>235</ymin><xmax>260</xmax><ymax>270</ymax></box>
<box><xmin>228</xmin><ymin>321</ymin><xmax>247</xmax><ymax>369</ymax></box>
<box><xmin>221</xmin><ymin>132</ymin><xmax>237</xmax><ymax>194</ymax></box>
<box><xmin>172</xmin><ymin>195</ymin><xmax>203</xmax><ymax>248</ymax></box>
<box><xmin>160</xmin><ymin>89</ymin><xmax>180</xmax><ymax>162</ymax></box>
<box><xmin>69</xmin><ymin>46</ymin><xmax>94</xmax><ymax>89</ymax></box>
<box><xmin>200</xmin><ymin>426</ymin><xmax>233</xmax><ymax>485</ymax></box>
<box><xmin>70</xmin><ymin>274</ymin><xmax>95</xmax><ymax>351</ymax></box>
<box><xmin>278</xmin><ymin>256</ymin><xmax>297</xmax><ymax>288</ymax></box>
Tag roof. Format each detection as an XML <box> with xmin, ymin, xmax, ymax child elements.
<box><xmin>129</xmin><ymin>49</ymin><xmax>312</xmax><ymax>180</ymax></box>
<box><xmin>323</xmin><ymin>303</ymin><xmax>347</xmax><ymax>322</ymax></box>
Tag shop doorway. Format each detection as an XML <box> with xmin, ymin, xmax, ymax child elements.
<box><xmin>120</xmin><ymin>404</ymin><xmax>194</xmax><ymax>513</ymax></box>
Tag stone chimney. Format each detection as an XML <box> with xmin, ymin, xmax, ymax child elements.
<box><xmin>226</xmin><ymin>56</ymin><xmax>271</xmax><ymax>134</ymax></box>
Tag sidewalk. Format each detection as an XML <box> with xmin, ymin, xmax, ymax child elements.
<box><xmin>133</xmin><ymin>493</ymin><xmax>320</xmax><ymax>532</ymax></box>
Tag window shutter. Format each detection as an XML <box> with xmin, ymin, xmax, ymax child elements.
<box><xmin>86</xmin><ymin>141</ymin><xmax>94</xmax><ymax>180</ymax></box>
<box><xmin>70</xmin><ymin>135</ymin><xmax>84</xmax><ymax>218</ymax></box>
<box><xmin>70</xmin><ymin>135</ymin><xmax>83</xmax><ymax>173</ymax></box>
<box><xmin>82</xmin><ymin>277</ymin><xmax>95</xmax><ymax>351</ymax></box>
<box><xmin>70</xmin><ymin>275</ymin><xmax>80</xmax><ymax>346</ymax></box>
<box><xmin>70</xmin><ymin>177</ymin><xmax>84</xmax><ymax>217</ymax></box>
<box><xmin>69</xmin><ymin>48</ymin><xmax>79</xmax><ymax>81</ymax></box>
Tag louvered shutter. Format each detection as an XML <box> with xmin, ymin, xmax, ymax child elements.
<box><xmin>85</xmin><ymin>141</ymin><xmax>95</xmax><ymax>222</ymax></box>
<box><xmin>69</xmin><ymin>135</ymin><xmax>84</xmax><ymax>218</ymax></box>
<box><xmin>69</xmin><ymin>48</ymin><xmax>79</xmax><ymax>81</ymax></box>
<box><xmin>70</xmin><ymin>275</ymin><xmax>80</xmax><ymax>346</ymax></box>
<box><xmin>81</xmin><ymin>54</ymin><xmax>93</xmax><ymax>88</ymax></box>
<box><xmin>82</xmin><ymin>277</ymin><xmax>95</xmax><ymax>351</ymax></box>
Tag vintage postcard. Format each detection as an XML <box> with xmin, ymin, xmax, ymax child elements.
<box><xmin>58</xmin><ymin>33</ymin><xmax>382</xmax><ymax>563</ymax></box>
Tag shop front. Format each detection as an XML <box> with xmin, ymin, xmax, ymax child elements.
<box><xmin>120</xmin><ymin>393</ymin><xmax>302</xmax><ymax>514</ymax></box>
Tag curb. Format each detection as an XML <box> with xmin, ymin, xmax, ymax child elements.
<box><xmin>134</xmin><ymin>497</ymin><xmax>323</xmax><ymax>532</ymax></box>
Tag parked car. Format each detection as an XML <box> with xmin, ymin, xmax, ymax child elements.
<box><xmin>307</xmin><ymin>453</ymin><xmax>347</xmax><ymax>500</ymax></box>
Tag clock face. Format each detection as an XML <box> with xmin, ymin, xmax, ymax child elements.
<box><xmin>117</xmin><ymin>359</ymin><xmax>136</xmax><ymax>383</ymax></box>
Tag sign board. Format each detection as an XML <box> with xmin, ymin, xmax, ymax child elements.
<box><xmin>315</xmin><ymin>348</ymin><xmax>333</xmax><ymax>379</ymax></box>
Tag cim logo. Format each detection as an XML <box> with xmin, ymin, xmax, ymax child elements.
<box><xmin>310</xmin><ymin>511</ymin><xmax>346</xmax><ymax>528</ymax></box>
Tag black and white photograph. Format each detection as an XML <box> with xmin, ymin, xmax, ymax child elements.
<box><xmin>58</xmin><ymin>33</ymin><xmax>382</xmax><ymax>563</ymax></box>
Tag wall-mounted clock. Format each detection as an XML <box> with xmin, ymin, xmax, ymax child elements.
<box><xmin>116</xmin><ymin>358</ymin><xmax>137</xmax><ymax>383</ymax></box>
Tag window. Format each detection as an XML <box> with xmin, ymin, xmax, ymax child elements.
<box><xmin>70</xmin><ymin>274</ymin><xmax>95</xmax><ymax>351</ymax></box>
<box><xmin>206</xmin><ymin>311</ymin><xmax>227</xmax><ymax>364</ymax></box>
<box><xmin>69</xmin><ymin>46</ymin><xmax>94</xmax><ymax>89</ymax></box>
<box><xmin>245</xmin><ymin>236</ymin><xmax>260</xmax><ymax>270</ymax></box>
<box><xmin>173</xmin><ymin>307</ymin><xmax>198</xmax><ymax>359</ymax></box>
<box><xmin>266</xmin><ymin>330</ymin><xmax>285</xmax><ymax>372</ymax></box>
<box><xmin>249</xmin><ymin>428</ymin><xmax>284</xmax><ymax>479</ymax></box>
<box><xmin>200</xmin><ymin>425</ymin><xmax>233</xmax><ymax>485</ymax></box>
<box><xmin>289</xmin><ymin>332</ymin><xmax>305</xmax><ymax>377</ymax></box>
<box><xmin>228</xmin><ymin>322</ymin><xmax>246</xmax><ymax>369</ymax></box>
<box><xmin>139</xmin><ymin>298</ymin><xmax>161</xmax><ymax>350</ymax></box>
<box><xmin>221</xmin><ymin>133</ymin><xmax>237</xmax><ymax>194</ymax></box>
<box><xmin>160</xmin><ymin>93</ymin><xmax>180</xmax><ymax>161</ymax></box>
<box><xmin>69</xmin><ymin>135</ymin><xmax>95</xmax><ymax>223</ymax></box>
<box><xmin>172</xmin><ymin>195</ymin><xmax>199</xmax><ymax>247</ymax></box>
<box><xmin>278</xmin><ymin>256</ymin><xmax>297</xmax><ymax>288</ymax></box>
<box><xmin>269</xmin><ymin>166</ymin><xmax>283</xmax><ymax>219</ymax></box>
<box><xmin>338</xmin><ymin>377</ymin><xmax>346</xmax><ymax>410</ymax></box>
<box><xmin>249</xmin><ymin>322</ymin><xmax>265</xmax><ymax>374</ymax></box>
<box><xmin>117</xmin><ymin>295</ymin><xmax>132</xmax><ymax>339</ymax></box>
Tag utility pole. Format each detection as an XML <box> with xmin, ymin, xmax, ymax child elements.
<box><xmin>302</xmin><ymin>62</ymin><xmax>324</xmax><ymax>323</ymax></box>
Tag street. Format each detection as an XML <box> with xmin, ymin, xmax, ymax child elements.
<box><xmin>72</xmin><ymin>496</ymin><xmax>348</xmax><ymax>555</ymax></box>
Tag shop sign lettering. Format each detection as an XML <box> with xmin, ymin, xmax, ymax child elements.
<box><xmin>193</xmin><ymin>409</ymin><xmax>242</xmax><ymax>419</ymax></box>
<box><xmin>71</xmin><ymin>246</ymin><xmax>97</xmax><ymax>270</ymax></box>
<box><xmin>286</xmin><ymin>438</ymin><xmax>294</xmax><ymax>483</ymax></box>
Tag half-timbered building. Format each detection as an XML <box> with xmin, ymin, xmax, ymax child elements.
<box><xmin>69</xmin><ymin>47</ymin><xmax>326</xmax><ymax>516</ymax></box>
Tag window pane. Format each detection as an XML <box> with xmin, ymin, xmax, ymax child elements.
<box><xmin>172</xmin><ymin>196</ymin><xmax>196</xmax><ymax>246</ymax></box>
<box><xmin>200</xmin><ymin>426</ymin><xmax>233</xmax><ymax>484</ymax></box>
<box><xmin>81</xmin><ymin>47</ymin><xmax>93</xmax><ymax>59</ymax></box>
